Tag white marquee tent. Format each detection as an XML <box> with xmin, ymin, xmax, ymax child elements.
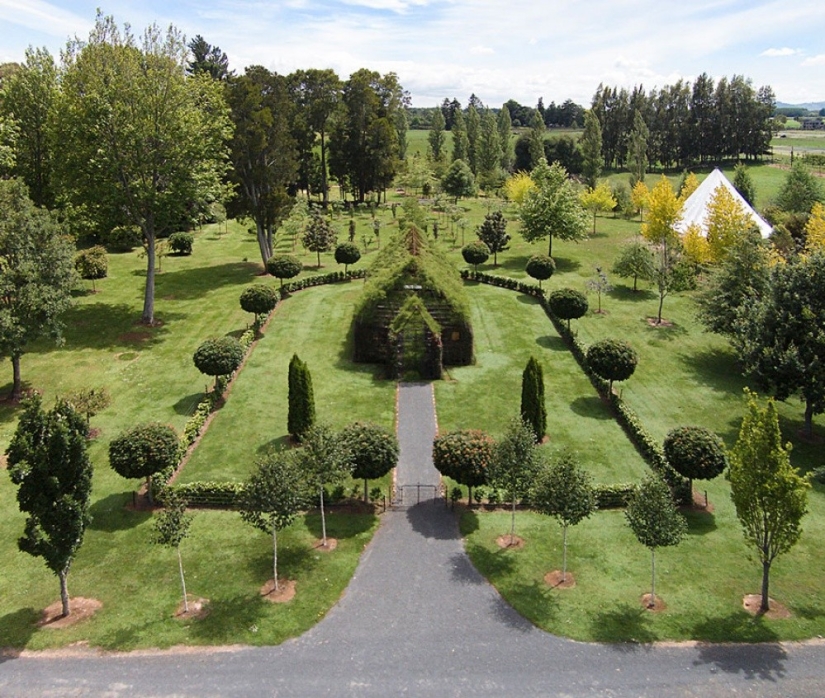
<box><xmin>675</xmin><ymin>168</ymin><xmax>773</xmax><ymax>239</ymax></box>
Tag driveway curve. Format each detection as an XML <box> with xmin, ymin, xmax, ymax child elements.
<box><xmin>0</xmin><ymin>383</ymin><xmax>823</xmax><ymax>696</ymax></box>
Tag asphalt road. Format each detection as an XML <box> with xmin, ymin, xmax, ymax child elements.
<box><xmin>1</xmin><ymin>383</ymin><xmax>823</xmax><ymax>696</ymax></box>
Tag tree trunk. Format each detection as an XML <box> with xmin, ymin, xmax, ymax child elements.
<box><xmin>561</xmin><ymin>524</ymin><xmax>568</xmax><ymax>582</ymax></box>
<box><xmin>177</xmin><ymin>546</ymin><xmax>188</xmax><ymax>613</ymax></box>
<box><xmin>11</xmin><ymin>353</ymin><xmax>22</xmax><ymax>401</ymax></box>
<box><xmin>510</xmin><ymin>496</ymin><xmax>516</xmax><ymax>546</ymax></box>
<box><xmin>272</xmin><ymin>525</ymin><xmax>279</xmax><ymax>592</ymax></box>
<box><xmin>548</xmin><ymin>235</ymin><xmax>553</xmax><ymax>257</ymax></box>
<box><xmin>142</xmin><ymin>229</ymin><xmax>156</xmax><ymax>325</ymax></box>
<box><xmin>59</xmin><ymin>566</ymin><xmax>70</xmax><ymax>617</ymax></box>
<box><xmin>468</xmin><ymin>485</ymin><xmax>473</xmax><ymax>508</ymax></box>
<box><xmin>804</xmin><ymin>400</ymin><xmax>814</xmax><ymax>438</ymax></box>
<box><xmin>316</xmin><ymin>249</ymin><xmax>321</xmax><ymax>268</ymax></box>
<box><xmin>657</xmin><ymin>290</ymin><xmax>665</xmax><ymax>325</ymax></box>
<box><xmin>650</xmin><ymin>548</ymin><xmax>656</xmax><ymax>608</ymax></box>
<box><xmin>320</xmin><ymin>485</ymin><xmax>327</xmax><ymax>546</ymax></box>
<box><xmin>363</xmin><ymin>478</ymin><xmax>368</xmax><ymax>503</ymax></box>
<box><xmin>255</xmin><ymin>220</ymin><xmax>272</xmax><ymax>269</ymax></box>
<box><xmin>760</xmin><ymin>559</ymin><xmax>771</xmax><ymax>613</ymax></box>
<box><xmin>320</xmin><ymin>131</ymin><xmax>329</xmax><ymax>207</ymax></box>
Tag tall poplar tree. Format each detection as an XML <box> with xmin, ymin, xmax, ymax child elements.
<box><xmin>428</xmin><ymin>106</ymin><xmax>447</xmax><ymax>163</ymax></box>
<box><xmin>451</xmin><ymin>108</ymin><xmax>469</xmax><ymax>163</ymax></box>
<box><xmin>466</xmin><ymin>104</ymin><xmax>481</xmax><ymax>175</ymax></box>
<box><xmin>497</xmin><ymin>104</ymin><xmax>513</xmax><ymax>171</ymax></box>
<box><xmin>580</xmin><ymin>110</ymin><xmax>603</xmax><ymax>190</ymax></box>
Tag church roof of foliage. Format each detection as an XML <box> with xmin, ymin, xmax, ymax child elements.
<box><xmin>354</xmin><ymin>225</ymin><xmax>470</xmax><ymax>324</ymax></box>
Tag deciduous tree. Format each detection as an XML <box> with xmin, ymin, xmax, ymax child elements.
<box><xmin>340</xmin><ymin>422</ymin><xmax>398</xmax><ymax>502</ymax></box>
<box><xmin>55</xmin><ymin>14</ymin><xmax>231</xmax><ymax>324</ymax></box>
<box><xmin>704</xmin><ymin>185</ymin><xmax>754</xmax><ymax>262</ymax></box>
<box><xmin>531</xmin><ymin>452</ymin><xmax>596</xmax><ymax>582</ymax></box>
<box><xmin>625</xmin><ymin>475</ymin><xmax>686</xmax><ymax>608</ymax></box>
<box><xmin>432</xmin><ymin>430</ymin><xmax>493</xmax><ymax>506</ymax></box>
<box><xmin>579</xmin><ymin>182</ymin><xmax>617</xmax><ymax>234</ymax></box>
<box><xmin>7</xmin><ymin>396</ymin><xmax>93</xmax><ymax>617</ymax></box>
<box><xmin>642</xmin><ymin>176</ymin><xmax>683</xmax><ymax>324</ymax></box>
<box><xmin>0</xmin><ymin>179</ymin><xmax>75</xmax><ymax>400</ymax></box>
<box><xmin>729</xmin><ymin>391</ymin><xmax>809</xmax><ymax>613</ymax></box>
<box><xmin>302</xmin><ymin>210</ymin><xmax>337</xmax><ymax>267</ymax></box>
<box><xmin>442</xmin><ymin>159</ymin><xmax>476</xmax><ymax>203</ymax></box>
<box><xmin>427</xmin><ymin>106</ymin><xmax>447</xmax><ymax>163</ymax></box>
<box><xmin>476</xmin><ymin>211</ymin><xmax>510</xmax><ymax>265</ymax></box>
<box><xmin>612</xmin><ymin>240</ymin><xmax>655</xmax><ymax>292</ymax></box>
<box><xmin>152</xmin><ymin>491</ymin><xmax>195</xmax><ymax>613</ymax></box>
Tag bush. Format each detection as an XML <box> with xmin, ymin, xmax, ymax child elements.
<box><xmin>266</xmin><ymin>254</ymin><xmax>302</xmax><ymax>287</ymax></box>
<box><xmin>168</xmin><ymin>232</ymin><xmax>194</xmax><ymax>255</ymax></box>
<box><xmin>193</xmin><ymin>336</ymin><xmax>245</xmax><ymax>382</ymax></box>
<box><xmin>334</xmin><ymin>242</ymin><xmax>361</xmax><ymax>272</ymax></box>
<box><xmin>663</xmin><ymin>426</ymin><xmax>728</xmax><ymax>490</ymax></box>
<box><xmin>461</xmin><ymin>241</ymin><xmax>490</xmax><ymax>270</ymax></box>
<box><xmin>525</xmin><ymin>254</ymin><xmax>556</xmax><ymax>288</ymax></box>
<box><xmin>548</xmin><ymin>288</ymin><xmax>588</xmax><ymax>330</ymax></box>
<box><xmin>240</xmin><ymin>285</ymin><xmax>279</xmax><ymax>325</ymax></box>
<box><xmin>585</xmin><ymin>338</ymin><xmax>638</xmax><ymax>392</ymax></box>
<box><xmin>109</xmin><ymin>423</ymin><xmax>179</xmax><ymax>498</ymax></box>
<box><xmin>103</xmin><ymin>225</ymin><xmax>142</xmax><ymax>252</ymax></box>
<box><xmin>74</xmin><ymin>246</ymin><xmax>108</xmax><ymax>288</ymax></box>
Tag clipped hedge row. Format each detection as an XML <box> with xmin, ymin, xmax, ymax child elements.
<box><xmin>460</xmin><ymin>269</ymin><xmax>545</xmax><ymax>298</ymax></box>
<box><xmin>282</xmin><ymin>269</ymin><xmax>365</xmax><ymax>294</ymax></box>
<box><xmin>163</xmin><ymin>480</ymin><xmax>247</xmax><ymax>508</ymax></box>
<box><xmin>468</xmin><ymin>271</ymin><xmax>691</xmax><ymax>505</ymax></box>
<box><xmin>594</xmin><ymin>483</ymin><xmax>636</xmax><ymax>509</ymax></box>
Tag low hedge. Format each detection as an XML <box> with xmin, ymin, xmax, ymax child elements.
<box><xmin>163</xmin><ymin>481</ymin><xmax>247</xmax><ymax>509</ymax></box>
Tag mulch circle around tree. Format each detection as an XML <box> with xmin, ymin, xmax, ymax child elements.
<box><xmin>646</xmin><ymin>317</ymin><xmax>675</xmax><ymax>328</ymax></box>
<box><xmin>313</xmin><ymin>538</ymin><xmax>338</xmax><ymax>552</ymax></box>
<box><xmin>496</xmin><ymin>534</ymin><xmax>525</xmax><ymax>550</ymax></box>
<box><xmin>641</xmin><ymin>594</ymin><xmax>667</xmax><ymax>612</ymax></box>
<box><xmin>38</xmin><ymin>598</ymin><xmax>102</xmax><ymax>629</ymax></box>
<box><xmin>174</xmin><ymin>596</ymin><xmax>210</xmax><ymax>620</ymax></box>
<box><xmin>743</xmin><ymin>594</ymin><xmax>792</xmax><ymax>619</ymax></box>
<box><xmin>259</xmin><ymin>579</ymin><xmax>296</xmax><ymax>604</ymax></box>
<box><xmin>679</xmin><ymin>490</ymin><xmax>715</xmax><ymax>514</ymax></box>
<box><xmin>544</xmin><ymin>570</ymin><xmax>576</xmax><ymax>589</ymax></box>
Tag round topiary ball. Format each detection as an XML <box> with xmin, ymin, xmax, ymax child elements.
<box><xmin>525</xmin><ymin>254</ymin><xmax>556</xmax><ymax>287</ymax></box>
<box><xmin>240</xmin><ymin>284</ymin><xmax>278</xmax><ymax>323</ymax></box>
<box><xmin>108</xmin><ymin>423</ymin><xmax>179</xmax><ymax>481</ymax></box>
<box><xmin>586</xmin><ymin>338</ymin><xmax>638</xmax><ymax>391</ymax></box>
<box><xmin>266</xmin><ymin>254</ymin><xmax>302</xmax><ymax>287</ymax></box>
<box><xmin>193</xmin><ymin>336</ymin><xmax>245</xmax><ymax>379</ymax></box>
<box><xmin>548</xmin><ymin>288</ymin><xmax>588</xmax><ymax>330</ymax></box>
<box><xmin>664</xmin><ymin>426</ymin><xmax>728</xmax><ymax>488</ymax></box>
<box><xmin>334</xmin><ymin>242</ymin><xmax>362</xmax><ymax>272</ymax></box>
<box><xmin>461</xmin><ymin>241</ymin><xmax>490</xmax><ymax>270</ymax></box>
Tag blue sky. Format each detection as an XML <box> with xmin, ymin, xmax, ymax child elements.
<box><xmin>1</xmin><ymin>0</ymin><xmax>823</xmax><ymax>107</ymax></box>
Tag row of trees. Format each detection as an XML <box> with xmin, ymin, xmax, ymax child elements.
<box><xmin>590</xmin><ymin>75</ymin><xmax>775</xmax><ymax>171</ymax></box>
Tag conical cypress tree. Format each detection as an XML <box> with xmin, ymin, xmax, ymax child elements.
<box><xmin>288</xmin><ymin>354</ymin><xmax>316</xmax><ymax>440</ymax></box>
<box><xmin>521</xmin><ymin>356</ymin><xmax>546</xmax><ymax>443</ymax></box>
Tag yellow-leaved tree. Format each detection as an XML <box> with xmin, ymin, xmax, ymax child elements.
<box><xmin>579</xmin><ymin>182</ymin><xmax>617</xmax><ymax>234</ymax></box>
<box><xmin>642</xmin><ymin>176</ymin><xmax>682</xmax><ymax>324</ymax></box>
<box><xmin>704</xmin><ymin>185</ymin><xmax>753</xmax><ymax>263</ymax></box>
<box><xmin>679</xmin><ymin>172</ymin><xmax>700</xmax><ymax>201</ymax></box>
<box><xmin>503</xmin><ymin>171</ymin><xmax>536</xmax><ymax>205</ymax></box>
<box><xmin>631</xmin><ymin>180</ymin><xmax>649</xmax><ymax>222</ymax></box>
<box><xmin>682</xmin><ymin>223</ymin><xmax>711</xmax><ymax>265</ymax></box>
<box><xmin>804</xmin><ymin>202</ymin><xmax>825</xmax><ymax>253</ymax></box>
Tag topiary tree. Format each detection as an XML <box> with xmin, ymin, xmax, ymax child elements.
<box><xmin>74</xmin><ymin>245</ymin><xmax>108</xmax><ymax>292</ymax></box>
<box><xmin>6</xmin><ymin>395</ymin><xmax>93</xmax><ymax>618</ymax></box>
<box><xmin>240</xmin><ymin>284</ymin><xmax>279</xmax><ymax>329</ymax></box>
<box><xmin>521</xmin><ymin>356</ymin><xmax>546</xmax><ymax>443</ymax></box>
<box><xmin>625</xmin><ymin>475</ymin><xmax>687</xmax><ymax>609</ymax></box>
<box><xmin>531</xmin><ymin>452</ymin><xmax>596</xmax><ymax>583</ymax></box>
<box><xmin>193</xmin><ymin>336</ymin><xmax>244</xmax><ymax>389</ymax></box>
<box><xmin>287</xmin><ymin>354</ymin><xmax>315</xmax><ymax>441</ymax></box>
<box><xmin>168</xmin><ymin>232</ymin><xmax>194</xmax><ymax>255</ymax></box>
<box><xmin>266</xmin><ymin>254</ymin><xmax>302</xmax><ymax>289</ymax></box>
<box><xmin>586</xmin><ymin>338</ymin><xmax>638</xmax><ymax>393</ymax></box>
<box><xmin>663</xmin><ymin>426</ymin><xmax>728</xmax><ymax>498</ymax></box>
<box><xmin>340</xmin><ymin>421</ymin><xmax>399</xmax><ymax>502</ymax></box>
<box><xmin>548</xmin><ymin>288</ymin><xmax>588</xmax><ymax>331</ymax></box>
<box><xmin>525</xmin><ymin>254</ymin><xmax>556</xmax><ymax>289</ymax></box>
<box><xmin>334</xmin><ymin>241</ymin><xmax>361</xmax><ymax>273</ymax></box>
<box><xmin>108</xmin><ymin>423</ymin><xmax>179</xmax><ymax>503</ymax></box>
<box><xmin>461</xmin><ymin>240</ymin><xmax>490</xmax><ymax>271</ymax></box>
<box><xmin>432</xmin><ymin>429</ymin><xmax>494</xmax><ymax>505</ymax></box>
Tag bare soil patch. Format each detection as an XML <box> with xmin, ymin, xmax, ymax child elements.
<box><xmin>544</xmin><ymin>570</ymin><xmax>576</xmax><ymax>589</ymax></box>
<box><xmin>743</xmin><ymin>594</ymin><xmax>792</xmax><ymax>619</ymax></box>
<box><xmin>174</xmin><ymin>596</ymin><xmax>210</xmax><ymax>620</ymax></box>
<box><xmin>38</xmin><ymin>598</ymin><xmax>102</xmax><ymax>629</ymax></box>
<box><xmin>641</xmin><ymin>593</ymin><xmax>667</xmax><ymax>612</ymax></box>
<box><xmin>496</xmin><ymin>534</ymin><xmax>525</xmax><ymax>550</ymax></box>
<box><xmin>0</xmin><ymin>454</ymin><xmax>7</xmax><ymax>470</ymax></box>
<box><xmin>117</xmin><ymin>331</ymin><xmax>152</xmax><ymax>344</ymax></box>
<box><xmin>313</xmin><ymin>538</ymin><xmax>338</xmax><ymax>552</ymax></box>
<box><xmin>259</xmin><ymin>579</ymin><xmax>296</xmax><ymax>603</ymax></box>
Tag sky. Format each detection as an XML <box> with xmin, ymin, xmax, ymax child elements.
<box><xmin>1</xmin><ymin>0</ymin><xmax>823</xmax><ymax>108</ymax></box>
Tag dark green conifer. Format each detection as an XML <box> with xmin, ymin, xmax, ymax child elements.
<box><xmin>288</xmin><ymin>354</ymin><xmax>316</xmax><ymax>440</ymax></box>
<box><xmin>521</xmin><ymin>356</ymin><xmax>546</xmax><ymax>443</ymax></box>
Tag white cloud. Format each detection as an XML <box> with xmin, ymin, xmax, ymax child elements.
<box><xmin>760</xmin><ymin>47</ymin><xmax>799</xmax><ymax>57</ymax></box>
<box><xmin>0</xmin><ymin>0</ymin><xmax>89</xmax><ymax>37</ymax></box>
<box><xmin>470</xmin><ymin>45</ymin><xmax>494</xmax><ymax>55</ymax></box>
<box><xmin>801</xmin><ymin>54</ymin><xmax>825</xmax><ymax>66</ymax></box>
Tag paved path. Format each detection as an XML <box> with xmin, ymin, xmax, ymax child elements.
<box><xmin>1</xmin><ymin>383</ymin><xmax>824</xmax><ymax>696</ymax></box>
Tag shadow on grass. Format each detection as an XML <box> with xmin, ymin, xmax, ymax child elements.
<box><xmin>173</xmin><ymin>392</ymin><xmax>205</xmax><ymax>416</ymax></box>
<box><xmin>609</xmin><ymin>285</ymin><xmax>657</xmax><ymax>302</ymax></box>
<box><xmin>682</xmin><ymin>507</ymin><xmax>717</xmax><ymax>535</ymax></box>
<box><xmin>302</xmin><ymin>512</ymin><xmax>376</xmax><ymax>540</ymax></box>
<box><xmin>88</xmin><ymin>493</ymin><xmax>152</xmax><ymax>531</ymax></box>
<box><xmin>36</xmin><ymin>303</ymin><xmax>163</xmax><ymax>352</ymax></box>
<box><xmin>553</xmin><ymin>257</ymin><xmax>581</xmax><ymax>274</ymax></box>
<box><xmin>153</xmin><ymin>261</ymin><xmax>260</xmax><ymax>301</ymax></box>
<box><xmin>499</xmin><ymin>256</ymin><xmax>530</xmax><ymax>274</ymax></box>
<box><xmin>187</xmin><ymin>593</ymin><xmax>266</xmax><ymax>643</ymax></box>
<box><xmin>536</xmin><ymin>335</ymin><xmax>568</xmax><ymax>352</ymax></box>
<box><xmin>255</xmin><ymin>435</ymin><xmax>292</xmax><ymax>455</ymax></box>
<box><xmin>589</xmin><ymin>602</ymin><xmax>658</xmax><ymax>647</ymax></box>
<box><xmin>0</xmin><ymin>607</ymin><xmax>39</xmax><ymax>654</ymax></box>
<box><xmin>569</xmin><ymin>395</ymin><xmax>613</xmax><ymax>420</ymax></box>
<box><xmin>642</xmin><ymin>318</ymin><xmax>688</xmax><ymax>340</ymax></box>
<box><xmin>406</xmin><ymin>501</ymin><xmax>460</xmax><ymax>541</ymax></box>
<box><xmin>691</xmin><ymin>611</ymin><xmax>781</xmax><ymax>644</ymax></box>
<box><xmin>459</xmin><ymin>509</ymin><xmax>480</xmax><ymax>536</ymax></box>
<box><xmin>465</xmin><ymin>540</ymin><xmax>517</xmax><ymax>580</ymax></box>
<box><xmin>679</xmin><ymin>348</ymin><xmax>744</xmax><ymax>393</ymax></box>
